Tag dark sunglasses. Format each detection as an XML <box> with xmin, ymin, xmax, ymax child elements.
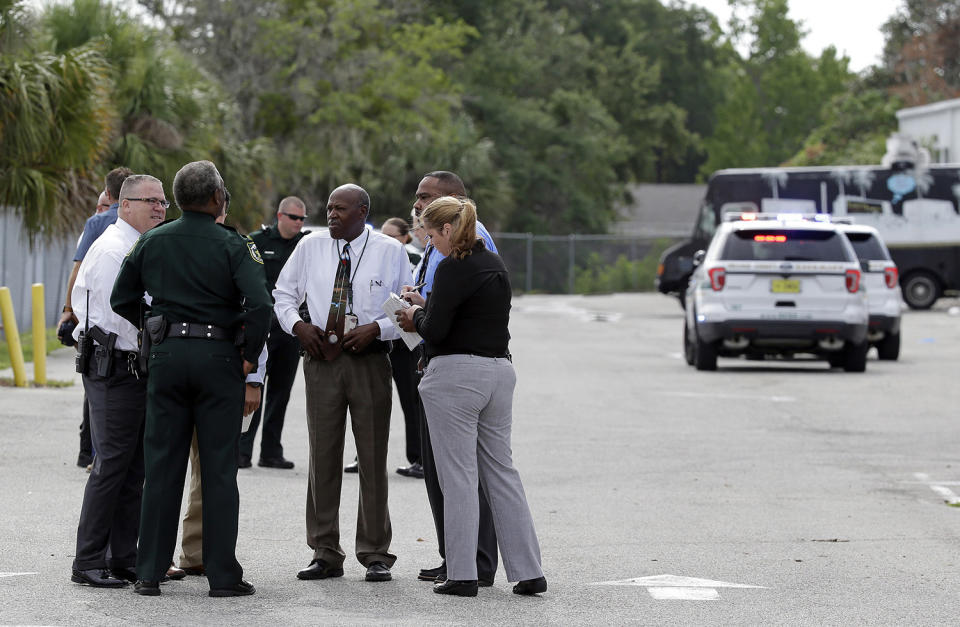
<box><xmin>281</xmin><ymin>212</ymin><xmax>306</xmax><ymax>222</ymax></box>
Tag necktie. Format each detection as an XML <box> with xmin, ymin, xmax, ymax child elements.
<box><xmin>321</xmin><ymin>242</ymin><xmax>351</xmax><ymax>360</ymax></box>
<box><xmin>416</xmin><ymin>244</ymin><xmax>433</xmax><ymax>292</ymax></box>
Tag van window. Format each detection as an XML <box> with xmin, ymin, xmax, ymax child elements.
<box><xmin>693</xmin><ymin>203</ymin><xmax>718</xmax><ymax>240</ymax></box>
<box><xmin>845</xmin><ymin>232</ymin><xmax>890</xmax><ymax>261</ymax></box>
<box><xmin>721</xmin><ymin>229</ymin><xmax>851</xmax><ymax>262</ymax></box>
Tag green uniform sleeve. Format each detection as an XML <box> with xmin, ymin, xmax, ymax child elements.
<box><xmin>110</xmin><ymin>238</ymin><xmax>147</xmax><ymax>327</ymax></box>
<box><xmin>234</xmin><ymin>236</ymin><xmax>272</xmax><ymax>363</ymax></box>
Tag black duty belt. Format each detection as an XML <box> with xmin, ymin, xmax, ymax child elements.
<box><xmin>166</xmin><ymin>322</ymin><xmax>233</xmax><ymax>341</ymax></box>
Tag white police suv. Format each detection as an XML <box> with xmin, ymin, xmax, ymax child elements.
<box><xmin>683</xmin><ymin>213</ymin><xmax>870</xmax><ymax>371</ymax></box>
<box><xmin>835</xmin><ymin>223</ymin><xmax>903</xmax><ymax>360</ymax></box>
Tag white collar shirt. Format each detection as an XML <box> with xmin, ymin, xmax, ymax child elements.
<box><xmin>273</xmin><ymin>225</ymin><xmax>412</xmax><ymax>341</ymax></box>
<box><xmin>71</xmin><ymin>218</ymin><xmax>143</xmax><ymax>351</ymax></box>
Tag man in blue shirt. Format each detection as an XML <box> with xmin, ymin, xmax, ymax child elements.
<box><xmin>407</xmin><ymin>170</ymin><xmax>500</xmax><ymax>588</ymax></box>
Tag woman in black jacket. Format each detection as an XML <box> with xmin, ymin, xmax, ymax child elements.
<box><xmin>397</xmin><ymin>197</ymin><xmax>545</xmax><ymax>598</ymax></box>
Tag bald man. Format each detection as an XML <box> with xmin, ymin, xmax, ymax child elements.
<box><xmin>273</xmin><ymin>184</ymin><xmax>411</xmax><ymax>583</ymax></box>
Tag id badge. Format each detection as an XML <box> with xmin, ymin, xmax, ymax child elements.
<box><xmin>344</xmin><ymin>313</ymin><xmax>358</xmax><ymax>335</ymax></box>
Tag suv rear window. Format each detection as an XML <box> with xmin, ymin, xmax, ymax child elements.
<box><xmin>721</xmin><ymin>229</ymin><xmax>851</xmax><ymax>262</ymax></box>
<box><xmin>844</xmin><ymin>232</ymin><xmax>890</xmax><ymax>261</ymax></box>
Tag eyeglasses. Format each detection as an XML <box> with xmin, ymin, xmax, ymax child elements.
<box><xmin>127</xmin><ymin>197</ymin><xmax>170</xmax><ymax>209</ymax></box>
<box><xmin>280</xmin><ymin>212</ymin><xmax>306</xmax><ymax>222</ymax></box>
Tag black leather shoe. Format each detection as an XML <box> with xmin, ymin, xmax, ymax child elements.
<box><xmin>109</xmin><ymin>567</ymin><xmax>138</xmax><ymax>583</ymax></box>
<box><xmin>238</xmin><ymin>455</ymin><xmax>252</xmax><ymax>469</ymax></box>
<box><xmin>133</xmin><ymin>580</ymin><xmax>160</xmax><ymax>596</ymax></box>
<box><xmin>343</xmin><ymin>460</ymin><xmax>359</xmax><ymax>473</ymax></box>
<box><xmin>365</xmin><ymin>561</ymin><xmax>392</xmax><ymax>582</ymax></box>
<box><xmin>418</xmin><ymin>562</ymin><xmax>446</xmax><ymax>581</ymax></box>
<box><xmin>434</xmin><ymin>579</ymin><xmax>478</xmax><ymax>596</ymax></box>
<box><xmin>209</xmin><ymin>579</ymin><xmax>255</xmax><ymax>597</ymax></box>
<box><xmin>258</xmin><ymin>456</ymin><xmax>294</xmax><ymax>469</ymax></box>
<box><xmin>396</xmin><ymin>462</ymin><xmax>424</xmax><ymax>478</ymax></box>
<box><xmin>77</xmin><ymin>453</ymin><xmax>93</xmax><ymax>467</ymax></box>
<box><xmin>71</xmin><ymin>568</ymin><xmax>127</xmax><ymax>588</ymax></box>
<box><xmin>297</xmin><ymin>559</ymin><xmax>344</xmax><ymax>580</ymax></box>
<box><xmin>181</xmin><ymin>565</ymin><xmax>205</xmax><ymax>576</ymax></box>
<box><xmin>512</xmin><ymin>576</ymin><xmax>547</xmax><ymax>595</ymax></box>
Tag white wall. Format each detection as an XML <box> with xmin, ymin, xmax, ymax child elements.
<box><xmin>0</xmin><ymin>211</ymin><xmax>76</xmax><ymax>333</ymax></box>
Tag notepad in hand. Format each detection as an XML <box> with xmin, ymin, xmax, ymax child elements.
<box><xmin>382</xmin><ymin>293</ymin><xmax>423</xmax><ymax>350</ymax></box>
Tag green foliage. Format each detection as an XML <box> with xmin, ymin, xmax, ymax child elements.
<box><xmin>0</xmin><ymin>6</ymin><xmax>114</xmax><ymax>239</ymax></box>
<box><xmin>41</xmin><ymin>0</ymin><xmax>273</xmax><ymax>231</ymax></box>
<box><xmin>784</xmin><ymin>88</ymin><xmax>902</xmax><ymax>166</ymax></box>
<box><xmin>701</xmin><ymin>0</ymin><xmax>854</xmax><ymax>174</ymax></box>
<box><xmin>573</xmin><ymin>238</ymin><xmax>674</xmax><ymax>294</ymax></box>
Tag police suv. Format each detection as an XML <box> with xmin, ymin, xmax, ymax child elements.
<box><xmin>683</xmin><ymin>213</ymin><xmax>869</xmax><ymax>371</ymax></box>
<box><xmin>835</xmin><ymin>223</ymin><xmax>903</xmax><ymax>360</ymax></box>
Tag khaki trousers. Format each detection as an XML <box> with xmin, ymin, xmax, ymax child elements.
<box><xmin>178</xmin><ymin>429</ymin><xmax>203</xmax><ymax>569</ymax></box>
<box><xmin>303</xmin><ymin>351</ymin><xmax>395</xmax><ymax>568</ymax></box>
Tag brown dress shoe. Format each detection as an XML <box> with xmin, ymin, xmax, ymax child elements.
<box><xmin>166</xmin><ymin>564</ymin><xmax>186</xmax><ymax>580</ymax></box>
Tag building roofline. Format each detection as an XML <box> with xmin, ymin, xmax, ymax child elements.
<box><xmin>897</xmin><ymin>98</ymin><xmax>960</xmax><ymax>120</ymax></box>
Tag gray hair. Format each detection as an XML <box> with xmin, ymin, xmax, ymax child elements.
<box><xmin>331</xmin><ymin>183</ymin><xmax>371</xmax><ymax>214</ymax></box>
<box><xmin>118</xmin><ymin>174</ymin><xmax>163</xmax><ymax>200</ymax></box>
<box><xmin>173</xmin><ymin>160</ymin><xmax>223</xmax><ymax>210</ymax></box>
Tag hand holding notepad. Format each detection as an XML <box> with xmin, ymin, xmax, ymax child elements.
<box><xmin>382</xmin><ymin>293</ymin><xmax>423</xmax><ymax>350</ymax></box>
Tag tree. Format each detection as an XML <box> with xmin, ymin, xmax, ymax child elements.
<box><xmin>700</xmin><ymin>0</ymin><xmax>853</xmax><ymax>174</ymax></box>
<box><xmin>138</xmin><ymin>0</ymin><xmax>480</xmax><ymax>225</ymax></box>
<box><xmin>42</xmin><ymin>0</ymin><xmax>273</xmax><ymax>231</ymax></box>
<box><xmin>784</xmin><ymin>87</ymin><xmax>902</xmax><ymax>166</ymax></box>
<box><xmin>881</xmin><ymin>0</ymin><xmax>960</xmax><ymax>106</ymax></box>
<box><xmin>0</xmin><ymin>0</ymin><xmax>113</xmax><ymax>239</ymax></box>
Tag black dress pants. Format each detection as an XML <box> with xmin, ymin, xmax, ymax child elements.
<box><xmin>390</xmin><ymin>342</ymin><xmax>420</xmax><ymax>465</ymax></box>
<box><xmin>417</xmin><ymin>366</ymin><xmax>498</xmax><ymax>581</ymax></box>
<box><xmin>79</xmin><ymin>396</ymin><xmax>92</xmax><ymax>458</ymax></box>
<box><xmin>73</xmin><ymin>365</ymin><xmax>146</xmax><ymax>571</ymax></box>
<box><xmin>239</xmin><ymin>318</ymin><xmax>301</xmax><ymax>460</ymax></box>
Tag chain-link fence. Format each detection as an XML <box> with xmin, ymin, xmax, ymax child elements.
<box><xmin>491</xmin><ymin>233</ymin><xmax>682</xmax><ymax>294</ymax></box>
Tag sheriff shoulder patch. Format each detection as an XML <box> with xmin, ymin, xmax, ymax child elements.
<box><xmin>246</xmin><ymin>239</ymin><xmax>264</xmax><ymax>264</ymax></box>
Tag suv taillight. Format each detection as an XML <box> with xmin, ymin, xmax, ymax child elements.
<box><xmin>884</xmin><ymin>266</ymin><xmax>898</xmax><ymax>289</ymax></box>
<box><xmin>845</xmin><ymin>268</ymin><xmax>861</xmax><ymax>293</ymax></box>
<box><xmin>708</xmin><ymin>267</ymin><xmax>726</xmax><ymax>291</ymax></box>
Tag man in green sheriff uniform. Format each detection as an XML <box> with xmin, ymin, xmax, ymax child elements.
<box><xmin>111</xmin><ymin>160</ymin><xmax>272</xmax><ymax>598</ymax></box>
<box><xmin>238</xmin><ymin>196</ymin><xmax>310</xmax><ymax>469</ymax></box>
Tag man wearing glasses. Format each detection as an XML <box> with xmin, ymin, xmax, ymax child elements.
<box><xmin>239</xmin><ymin>197</ymin><xmax>310</xmax><ymax>470</ymax></box>
<box><xmin>60</xmin><ymin>168</ymin><xmax>133</xmax><ymax>471</ymax></box>
<box><xmin>69</xmin><ymin>175</ymin><xmax>167</xmax><ymax>589</ymax></box>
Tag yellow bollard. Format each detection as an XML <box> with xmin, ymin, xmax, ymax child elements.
<box><xmin>0</xmin><ymin>286</ymin><xmax>28</xmax><ymax>387</ymax></box>
<box><xmin>32</xmin><ymin>284</ymin><xmax>46</xmax><ymax>385</ymax></box>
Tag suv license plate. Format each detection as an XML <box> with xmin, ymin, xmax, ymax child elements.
<box><xmin>771</xmin><ymin>279</ymin><xmax>800</xmax><ymax>293</ymax></box>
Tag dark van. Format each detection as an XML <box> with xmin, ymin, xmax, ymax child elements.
<box><xmin>656</xmin><ymin>163</ymin><xmax>960</xmax><ymax>309</ymax></box>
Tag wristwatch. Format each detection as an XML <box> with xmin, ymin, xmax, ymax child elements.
<box><xmin>246</xmin><ymin>381</ymin><xmax>262</xmax><ymax>388</ymax></box>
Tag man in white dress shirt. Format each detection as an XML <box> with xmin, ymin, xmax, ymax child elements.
<box><xmin>273</xmin><ymin>183</ymin><xmax>411</xmax><ymax>583</ymax></box>
<box><xmin>69</xmin><ymin>174</ymin><xmax>167</xmax><ymax>588</ymax></box>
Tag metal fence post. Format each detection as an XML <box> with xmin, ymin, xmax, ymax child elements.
<box><xmin>568</xmin><ymin>234</ymin><xmax>576</xmax><ymax>293</ymax></box>
<box><xmin>525</xmin><ymin>233</ymin><xmax>534</xmax><ymax>293</ymax></box>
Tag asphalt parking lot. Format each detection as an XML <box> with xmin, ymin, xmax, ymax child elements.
<box><xmin>2</xmin><ymin>292</ymin><xmax>960</xmax><ymax>625</ymax></box>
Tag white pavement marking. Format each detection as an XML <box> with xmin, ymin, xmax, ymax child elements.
<box><xmin>0</xmin><ymin>572</ymin><xmax>39</xmax><ymax>578</ymax></box>
<box><xmin>593</xmin><ymin>574</ymin><xmax>767</xmax><ymax>601</ymax></box>
<box><xmin>910</xmin><ymin>472</ymin><xmax>960</xmax><ymax>505</ymax></box>
<box><xmin>648</xmin><ymin>587</ymin><xmax>720</xmax><ymax>600</ymax></box>
<box><xmin>660</xmin><ymin>391</ymin><xmax>796</xmax><ymax>403</ymax></box>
